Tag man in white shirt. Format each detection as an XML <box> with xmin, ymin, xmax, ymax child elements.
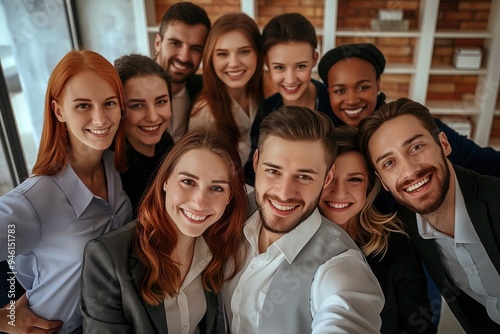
<box><xmin>358</xmin><ymin>97</ymin><xmax>500</xmax><ymax>333</ymax></box>
<box><xmin>223</xmin><ymin>106</ymin><xmax>384</xmax><ymax>333</ymax></box>
<box><xmin>154</xmin><ymin>2</ymin><xmax>210</xmax><ymax>142</ymax></box>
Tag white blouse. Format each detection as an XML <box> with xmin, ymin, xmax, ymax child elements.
<box><xmin>164</xmin><ymin>237</ymin><xmax>213</xmax><ymax>334</ymax></box>
<box><xmin>189</xmin><ymin>97</ymin><xmax>257</xmax><ymax>165</ymax></box>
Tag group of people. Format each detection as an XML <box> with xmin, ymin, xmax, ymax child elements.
<box><xmin>1</xmin><ymin>2</ymin><xmax>500</xmax><ymax>334</ymax></box>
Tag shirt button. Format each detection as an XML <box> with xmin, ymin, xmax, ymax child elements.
<box><xmin>250</xmin><ymin>265</ymin><xmax>255</xmax><ymax>270</ymax></box>
<box><xmin>234</xmin><ymin>314</ymin><xmax>239</xmax><ymax>319</ymax></box>
<box><xmin>183</xmin><ymin>325</ymin><xmax>188</xmax><ymax>331</ymax></box>
<box><xmin>467</xmin><ymin>267</ymin><xmax>473</xmax><ymax>273</ymax></box>
<box><xmin>236</xmin><ymin>287</ymin><xmax>241</xmax><ymax>293</ymax></box>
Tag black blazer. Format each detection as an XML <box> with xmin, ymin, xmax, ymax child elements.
<box><xmin>186</xmin><ymin>73</ymin><xmax>203</xmax><ymax>102</ymax></box>
<box><xmin>368</xmin><ymin>233</ymin><xmax>437</xmax><ymax>334</ymax></box>
<box><xmin>398</xmin><ymin>165</ymin><xmax>500</xmax><ymax>334</ymax></box>
<box><xmin>80</xmin><ymin>222</ymin><xmax>218</xmax><ymax>334</ymax></box>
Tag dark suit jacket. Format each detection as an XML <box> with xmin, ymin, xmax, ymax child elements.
<box><xmin>397</xmin><ymin>165</ymin><xmax>500</xmax><ymax>334</ymax></box>
<box><xmin>186</xmin><ymin>73</ymin><xmax>203</xmax><ymax>102</ymax></box>
<box><xmin>80</xmin><ymin>222</ymin><xmax>218</xmax><ymax>334</ymax></box>
<box><xmin>368</xmin><ymin>233</ymin><xmax>437</xmax><ymax>334</ymax></box>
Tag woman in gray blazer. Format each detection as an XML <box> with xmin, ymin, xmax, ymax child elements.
<box><xmin>80</xmin><ymin>128</ymin><xmax>248</xmax><ymax>333</ymax></box>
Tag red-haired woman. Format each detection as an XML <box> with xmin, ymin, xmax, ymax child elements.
<box><xmin>81</xmin><ymin>128</ymin><xmax>247</xmax><ymax>334</ymax></box>
<box><xmin>0</xmin><ymin>50</ymin><xmax>132</xmax><ymax>333</ymax></box>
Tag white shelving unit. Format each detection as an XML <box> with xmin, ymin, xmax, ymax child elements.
<box><xmin>321</xmin><ymin>0</ymin><xmax>500</xmax><ymax>146</ymax></box>
<box><xmin>135</xmin><ymin>0</ymin><xmax>500</xmax><ymax>146</ymax></box>
<box><xmin>132</xmin><ymin>0</ymin><xmax>157</xmax><ymax>57</ymax></box>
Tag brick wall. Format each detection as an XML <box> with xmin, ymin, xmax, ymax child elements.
<box><xmin>436</xmin><ymin>0</ymin><xmax>490</xmax><ymax>30</ymax></box>
<box><xmin>337</xmin><ymin>0</ymin><xmax>419</xmax><ymax>30</ymax></box>
<box><xmin>155</xmin><ymin>0</ymin><xmax>240</xmax><ymax>24</ymax></box>
<box><xmin>154</xmin><ymin>0</ymin><xmax>499</xmax><ymax>140</ymax></box>
<box><xmin>494</xmin><ymin>91</ymin><xmax>500</xmax><ymax>138</ymax></box>
<box><xmin>334</xmin><ymin>1</ymin><xmax>419</xmax><ymax>103</ymax></box>
<box><xmin>155</xmin><ymin>0</ymin><xmax>325</xmax><ymax>26</ymax></box>
<box><xmin>492</xmin><ymin>116</ymin><xmax>500</xmax><ymax>138</ymax></box>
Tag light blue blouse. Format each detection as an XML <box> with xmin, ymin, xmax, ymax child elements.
<box><xmin>0</xmin><ymin>150</ymin><xmax>132</xmax><ymax>333</ymax></box>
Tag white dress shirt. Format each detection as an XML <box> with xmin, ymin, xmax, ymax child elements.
<box><xmin>188</xmin><ymin>97</ymin><xmax>257</xmax><ymax>165</ymax></box>
<box><xmin>164</xmin><ymin>237</ymin><xmax>213</xmax><ymax>334</ymax></box>
<box><xmin>417</xmin><ymin>175</ymin><xmax>500</xmax><ymax>324</ymax></box>
<box><xmin>223</xmin><ymin>209</ymin><xmax>384</xmax><ymax>333</ymax></box>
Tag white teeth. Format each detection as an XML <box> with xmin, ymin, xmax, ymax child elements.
<box><xmin>270</xmin><ymin>201</ymin><xmax>296</xmax><ymax>211</ymax></box>
<box><xmin>405</xmin><ymin>177</ymin><xmax>430</xmax><ymax>192</ymax></box>
<box><xmin>344</xmin><ymin>107</ymin><xmax>363</xmax><ymax>115</ymax></box>
<box><xmin>327</xmin><ymin>202</ymin><xmax>350</xmax><ymax>209</ymax></box>
<box><xmin>227</xmin><ymin>70</ymin><xmax>244</xmax><ymax>77</ymax></box>
<box><xmin>140</xmin><ymin>125</ymin><xmax>160</xmax><ymax>131</ymax></box>
<box><xmin>172</xmin><ymin>61</ymin><xmax>188</xmax><ymax>70</ymax></box>
<box><xmin>182</xmin><ymin>209</ymin><xmax>207</xmax><ymax>221</ymax></box>
<box><xmin>284</xmin><ymin>85</ymin><xmax>299</xmax><ymax>91</ymax></box>
<box><xmin>88</xmin><ymin>128</ymin><xmax>109</xmax><ymax>135</ymax></box>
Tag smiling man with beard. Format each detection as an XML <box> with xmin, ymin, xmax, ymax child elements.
<box><xmin>154</xmin><ymin>2</ymin><xmax>210</xmax><ymax>142</ymax></box>
<box><xmin>359</xmin><ymin>97</ymin><xmax>500</xmax><ymax>333</ymax></box>
<box><xmin>222</xmin><ymin>106</ymin><xmax>384</xmax><ymax>334</ymax></box>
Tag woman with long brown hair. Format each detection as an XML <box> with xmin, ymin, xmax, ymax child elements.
<box><xmin>81</xmin><ymin>128</ymin><xmax>247</xmax><ymax>334</ymax></box>
<box><xmin>188</xmin><ymin>12</ymin><xmax>263</xmax><ymax>166</ymax></box>
<box><xmin>0</xmin><ymin>49</ymin><xmax>132</xmax><ymax>333</ymax></box>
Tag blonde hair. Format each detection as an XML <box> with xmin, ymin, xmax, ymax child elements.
<box><xmin>335</xmin><ymin>126</ymin><xmax>406</xmax><ymax>258</ymax></box>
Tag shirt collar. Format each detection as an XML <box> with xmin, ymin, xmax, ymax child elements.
<box><xmin>244</xmin><ymin>208</ymin><xmax>322</xmax><ymax>264</ymax></box>
<box><xmin>453</xmin><ymin>174</ymin><xmax>479</xmax><ymax>244</ymax></box>
<box><xmin>51</xmin><ymin>151</ymin><xmax>114</xmax><ymax>218</ymax></box>
<box><xmin>230</xmin><ymin>95</ymin><xmax>258</xmax><ymax>119</ymax></box>
<box><xmin>417</xmin><ymin>173</ymin><xmax>479</xmax><ymax>244</ymax></box>
<box><xmin>52</xmin><ymin>164</ymin><xmax>94</xmax><ymax>218</ymax></box>
<box><xmin>174</xmin><ymin>85</ymin><xmax>187</xmax><ymax>98</ymax></box>
<box><xmin>182</xmin><ymin>236</ymin><xmax>213</xmax><ymax>289</ymax></box>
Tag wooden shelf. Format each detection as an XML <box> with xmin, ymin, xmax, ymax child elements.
<box><xmin>384</xmin><ymin>64</ymin><xmax>416</xmax><ymax>75</ymax></box>
<box><xmin>429</xmin><ymin>64</ymin><xmax>489</xmax><ymax>75</ymax></box>
<box><xmin>336</xmin><ymin>29</ymin><xmax>420</xmax><ymax>38</ymax></box>
<box><xmin>426</xmin><ymin>100</ymin><xmax>480</xmax><ymax>116</ymax></box>
<box><xmin>434</xmin><ymin>29</ymin><xmax>494</xmax><ymax>39</ymax></box>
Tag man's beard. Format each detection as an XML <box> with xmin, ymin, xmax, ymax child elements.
<box><xmin>157</xmin><ymin>51</ymin><xmax>195</xmax><ymax>84</ymax></box>
<box><xmin>395</xmin><ymin>152</ymin><xmax>451</xmax><ymax>215</ymax></box>
<box><xmin>168</xmin><ymin>58</ymin><xmax>194</xmax><ymax>84</ymax></box>
<box><xmin>255</xmin><ymin>190</ymin><xmax>322</xmax><ymax>235</ymax></box>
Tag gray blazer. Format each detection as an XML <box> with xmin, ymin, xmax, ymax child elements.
<box><xmin>80</xmin><ymin>222</ymin><xmax>218</xmax><ymax>334</ymax></box>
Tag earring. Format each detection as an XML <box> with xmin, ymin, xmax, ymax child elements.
<box><xmin>163</xmin><ymin>183</ymin><xmax>167</xmax><ymax>192</ymax></box>
<box><xmin>377</xmin><ymin>91</ymin><xmax>381</xmax><ymax>95</ymax></box>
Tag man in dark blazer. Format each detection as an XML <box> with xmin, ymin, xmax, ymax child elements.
<box><xmin>154</xmin><ymin>2</ymin><xmax>210</xmax><ymax>142</ymax></box>
<box><xmin>80</xmin><ymin>223</ymin><xmax>218</xmax><ymax>334</ymax></box>
<box><xmin>358</xmin><ymin>97</ymin><xmax>500</xmax><ymax>334</ymax></box>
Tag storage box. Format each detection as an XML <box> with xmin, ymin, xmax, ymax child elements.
<box><xmin>453</xmin><ymin>48</ymin><xmax>482</xmax><ymax>69</ymax></box>
<box><xmin>370</xmin><ymin>19</ymin><xmax>409</xmax><ymax>31</ymax></box>
<box><xmin>378</xmin><ymin>10</ymin><xmax>404</xmax><ymax>21</ymax></box>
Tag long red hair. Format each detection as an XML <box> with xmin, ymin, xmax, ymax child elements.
<box><xmin>31</xmin><ymin>49</ymin><xmax>127</xmax><ymax>175</ymax></box>
<box><xmin>135</xmin><ymin>128</ymin><xmax>247</xmax><ymax>305</ymax></box>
